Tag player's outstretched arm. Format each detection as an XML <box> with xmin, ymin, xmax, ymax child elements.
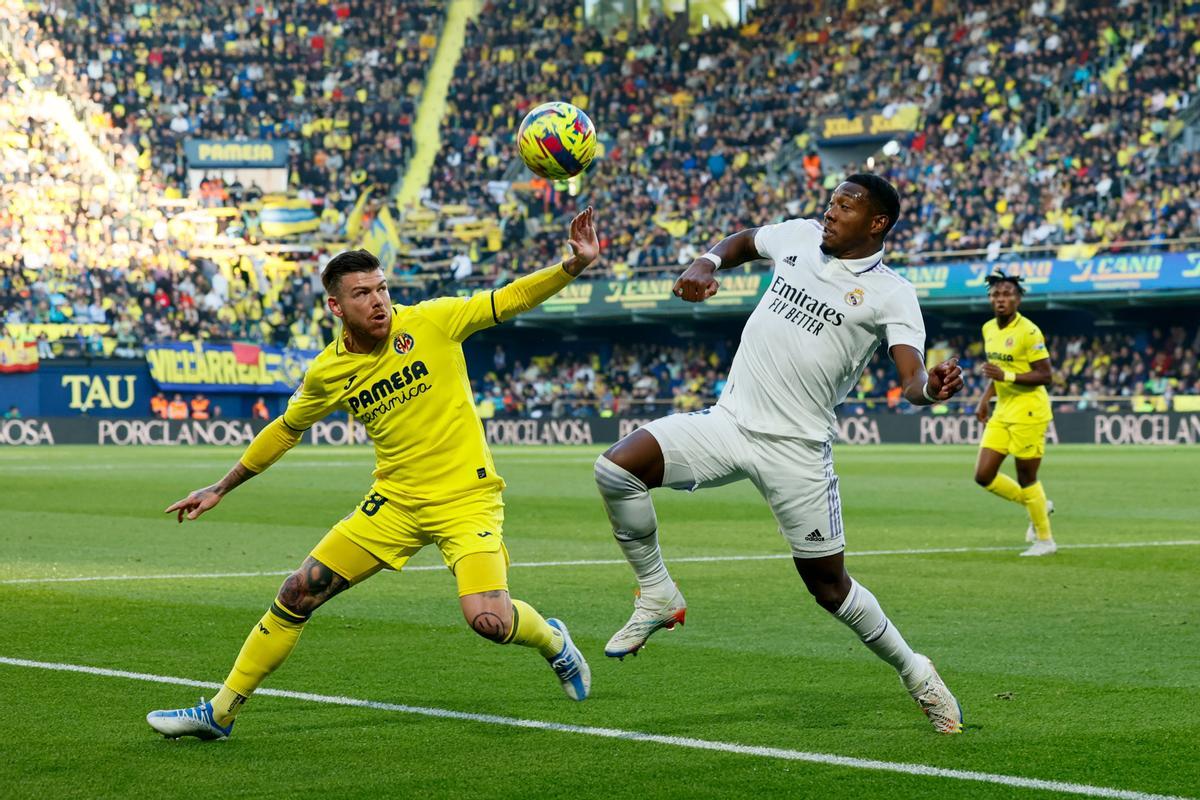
<box><xmin>672</xmin><ymin>228</ymin><xmax>761</xmax><ymax>303</ymax></box>
<box><xmin>163</xmin><ymin>416</ymin><xmax>303</xmax><ymax>522</ymax></box>
<box><xmin>891</xmin><ymin>345</ymin><xmax>964</xmax><ymax>406</ymax></box>
<box><xmin>164</xmin><ymin>461</ymin><xmax>258</xmax><ymax>523</ymax></box>
<box><xmin>490</xmin><ymin>207</ymin><xmax>599</xmax><ymax>321</ymax></box>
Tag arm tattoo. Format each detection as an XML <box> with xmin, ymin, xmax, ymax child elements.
<box><xmin>470</xmin><ymin>611</ymin><xmax>508</xmax><ymax>642</ymax></box>
<box><xmin>215</xmin><ymin>461</ymin><xmax>258</xmax><ymax>495</ymax></box>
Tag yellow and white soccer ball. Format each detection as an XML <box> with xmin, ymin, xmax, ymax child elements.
<box><xmin>516</xmin><ymin>101</ymin><xmax>596</xmax><ymax>181</ymax></box>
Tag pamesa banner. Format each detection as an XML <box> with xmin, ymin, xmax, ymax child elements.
<box><xmin>184</xmin><ymin>139</ymin><xmax>289</xmax><ymax>168</ymax></box>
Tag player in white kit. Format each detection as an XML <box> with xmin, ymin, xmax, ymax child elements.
<box><xmin>594</xmin><ymin>174</ymin><xmax>967</xmax><ymax>734</ymax></box>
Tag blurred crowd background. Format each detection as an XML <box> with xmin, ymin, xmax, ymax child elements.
<box><xmin>2</xmin><ymin>0</ymin><xmax>1199</xmax><ymax>417</ymax></box>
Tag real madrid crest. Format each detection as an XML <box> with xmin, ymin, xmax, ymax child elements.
<box><xmin>844</xmin><ymin>288</ymin><xmax>865</xmax><ymax>307</ymax></box>
<box><xmin>393</xmin><ymin>332</ymin><xmax>415</xmax><ymax>355</ymax></box>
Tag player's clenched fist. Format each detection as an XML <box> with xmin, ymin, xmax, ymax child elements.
<box><xmin>926</xmin><ymin>357</ymin><xmax>964</xmax><ymax>401</ymax></box>
<box><xmin>672</xmin><ymin>258</ymin><xmax>720</xmax><ymax>303</ymax></box>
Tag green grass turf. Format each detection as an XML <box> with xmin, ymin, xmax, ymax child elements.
<box><xmin>1</xmin><ymin>444</ymin><xmax>1197</xmax><ymax>799</ymax></box>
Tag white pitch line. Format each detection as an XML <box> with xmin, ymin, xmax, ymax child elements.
<box><xmin>4</xmin><ymin>540</ymin><xmax>1198</xmax><ymax>586</ymax></box>
<box><xmin>0</xmin><ymin>656</ymin><xmax>1189</xmax><ymax>800</ymax></box>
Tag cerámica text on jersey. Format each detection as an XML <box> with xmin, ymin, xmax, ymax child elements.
<box><xmin>347</xmin><ymin>361</ymin><xmax>431</xmax><ymax>414</ymax></box>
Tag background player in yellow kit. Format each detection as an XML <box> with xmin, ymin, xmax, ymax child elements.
<box><xmin>973</xmin><ymin>271</ymin><xmax>1057</xmax><ymax>557</ymax></box>
<box><xmin>146</xmin><ymin>208</ymin><xmax>600</xmax><ymax>740</ymax></box>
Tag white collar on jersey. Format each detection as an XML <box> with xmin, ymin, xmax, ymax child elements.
<box><xmin>822</xmin><ymin>248</ymin><xmax>885</xmax><ymax>275</ymax></box>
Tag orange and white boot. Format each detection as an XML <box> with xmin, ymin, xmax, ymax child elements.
<box><xmin>604</xmin><ymin>585</ymin><xmax>686</xmax><ymax>659</ymax></box>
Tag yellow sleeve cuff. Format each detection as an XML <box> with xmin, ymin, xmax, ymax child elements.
<box><xmin>240</xmin><ymin>417</ymin><xmax>302</xmax><ymax>474</ymax></box>
<box><xmin>1003</xmin><ymin>370</ymin><xmax>1016</xmax><ymax>383</ymax></box>
<box><xmin>491</xmin><ymin>263</ymin><xmax>574</xmax><ymax>322</ymax></box>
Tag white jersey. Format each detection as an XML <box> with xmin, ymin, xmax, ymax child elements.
<box><xmin>716</xmin><ymin>218</ymin><xmax>926</xmax><ymax>441</ymax></box>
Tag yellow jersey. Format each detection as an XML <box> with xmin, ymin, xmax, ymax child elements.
<box><xmin>982</xmin><ymin>312</ymin><xmax>1052</xmax><ymax>424</ymax></box>
<box><xmin>240</xmin><ymin>264</ymin><xmax>574</xmax><ymax>503</ymax></box>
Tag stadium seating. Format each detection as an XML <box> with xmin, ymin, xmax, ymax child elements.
<box><xmin>36</xmin><ymin>0</ymin><xmax>447</xmax><ymax>204</ymax></box>
<box><xmin>4</xmin><ymin>0</ymin><xmax>1199</xmax><ymax>364</ymax></box>
<box><xmin>442</xmin><ymin>0</ymin><xmax>1200</xmax><ymax>271</ymax></box>
<box><xmin>469</xmin><ymin>326</ymin><xmax>1200</xmax><ymax>418</ymax></box>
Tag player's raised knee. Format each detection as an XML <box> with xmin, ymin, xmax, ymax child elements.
<box><xmin>597</xmin><ymin>429</ymin><xmax>663</xmax><ymax>489</ymax></box>
<box><xmin>973</xmin><ymin>469</ymin><xmax>994</xmax><ymax>487</ymax></box>
<box><xmin>594</xmin><ymin>453</ymin><xmax>618</xmax><ymax>485</ymax></box>
<box><xmin>595</xmin><ymin>452</ymin><xmax>647</xmax><ymax>493</ymax></box>
<box><xmin>276</xmin><ymin>571</ymin><xmax>318</xmax><ymax>616</ymax></box>
<box><xmin>276</xmin><ymin>557</ymin><xmax>348</xmax><ymax>616</ymax></box>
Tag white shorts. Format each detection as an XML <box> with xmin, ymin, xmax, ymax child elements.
<box><xmin>641</xmin><ymin>405</ymin><xmax>844</xmax><ymax>558</ymax></box>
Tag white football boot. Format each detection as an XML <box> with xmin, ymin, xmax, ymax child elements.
<box><xmin>604</xmin><ymin>585</ymin><xmax>686</xmax><ymax>659</ymax></box>
<box><xmin>546</xmin><ymin>618</ymin><xmax>591</xmax><ymax>701</ymax></box>
<box><xmin>146</xmin><ymin>698</ymin><xmax>233</xmax><ymax>740</ymax></box>
<box><xmin>907</xmin><ymin>656</ymin><xmax>964</xmax><ymax>734</ymax></box>
<box><xmin>1020</xmin><ymin>537</ymin><xmax>1058</xmax><ymax>557</ymax></box>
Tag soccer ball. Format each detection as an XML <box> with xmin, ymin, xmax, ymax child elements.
<box><xmin>516</xmin><ymin>101</ymin><xmax>596</xmax><ymax>181</ymax></box>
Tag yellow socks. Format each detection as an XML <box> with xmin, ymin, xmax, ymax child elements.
<box><xmin>985</xmin><ymin>474</ymin><xmax>1053</xmax><ymax>541</ymax></box>
<box><xmin>1021</xmin><ymin>482</ymin><xmax>1053</xmax><ymax>540</ymax></box>
<box><xmin>503</xmin><ymin>598</ymin><xmax>564</xmax><ymax>659</ymax></box>
<box><xmin>984</xmin><ymin>474</ymin><xmax>1024</xmax><ymax>504</ymax></box>
<box><xmin>210</xmin><ymin>683</ymin><xmax>247</xmax><ymax>727</ymax></box>
<box><xmin>212</xmin><ymin>601</ymin><xmax>308</xmax><ymax>726</ymax></box>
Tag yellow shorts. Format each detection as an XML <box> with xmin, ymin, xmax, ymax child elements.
<box><xmin>311</xmin><ymin>486</ymin><xmax>509</xmax><ymax>595</ymax></box>
<box><xmin>981</xmin><ymin>418</ymin><xmax>1049</xmax><ymax>460</ymax></box>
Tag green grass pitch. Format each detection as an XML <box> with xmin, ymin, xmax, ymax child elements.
<box><xmin>1</xmin><ymin>444</ymin><xmax>1197</xmax><ymax>799</ymax></box>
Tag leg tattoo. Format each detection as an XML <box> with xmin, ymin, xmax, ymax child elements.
<box><xmin>277</xmin><ymin>556</ymin><xmax>350</xmax><ymax>617</ymax></box>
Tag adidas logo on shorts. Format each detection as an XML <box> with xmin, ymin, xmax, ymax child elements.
<box><xmin>804</xmin><ymin>528</ymin><xmax>823</xmax><ymax>542</ymax></box>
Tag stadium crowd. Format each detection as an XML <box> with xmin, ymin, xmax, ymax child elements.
<box><xmin>440</xmin><ymin>0</ymin><xmax>1200</xmax><ymax>274</ymax></box>
<box><xmin>2</xmin><ymin>0</ymin><xmax>1199</xmax><ymax>369</ymax></box>
<box><xmin>471</xmin><ymin>325</ymin><xmax>1200</xmax><ymax>418</ymax></box>
<box><xmin>0</xmin><ymin>256</ymin><xmax>334</xmax><ymax>356</ymax></box>
<box><xmin>34</xmin><ymin>0</ymin><xmax>446</xmax><ymax>212</ymax></box>
<box><xmin>0</xmin><ymin>8</ymin><xmax>183</xmax><ymax>286</ymax></box>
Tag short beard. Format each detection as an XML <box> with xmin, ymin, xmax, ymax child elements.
<box><xmin>342</xmin><ymin>316</ymin><xmax>387</xmax><ymax>349</ymax></box>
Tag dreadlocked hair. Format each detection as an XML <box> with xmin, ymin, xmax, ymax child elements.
<box><xmin>985</xmin><ymin>270</ymin><xmax>1026</xmax><ymax>295</ymax></box>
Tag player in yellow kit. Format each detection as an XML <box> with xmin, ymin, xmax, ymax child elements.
<box><xmin>972</xmin><ymin>271</ymin><xmax>1057</xmax><ymax>557</ymax></box>
<box><xmin>146</xmin><ymin>208</ymin><xmax>599</xmax><ymax>740</ymax></box>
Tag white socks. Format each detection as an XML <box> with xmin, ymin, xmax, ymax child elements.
<box><xmin>834</xmin><ymin>578</ymin><xmax>929</xmax><ymax>691</ymax></box>
<box><xmin>596</xmin><ymin>455</ymin><xmax>928</xmax><ymax>690</ymax></box>
<box><xmin>595</xmin><ymin>455</ymin><xmax>673</xmax><ymax>601</ymax></box>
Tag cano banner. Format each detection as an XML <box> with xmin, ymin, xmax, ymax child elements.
<box><xmin>458</xmin><ymin>273</ymin><xmax>772</xmax><ymax>319</ymax></box>
<box><xmin>144</xmin><ymin>342</ymin><xmax>319</xmax><ymax>394</ymax></box>
<box><xmin>184</xmin><ymin>139</ymin><xmax>290</xmax><ymax>168</ymax></box>
<box><xmin>465</xmin><ymin>251</ymin><xmax>1200</xmax><ymax>321</ymax></box>
<box><xmin>894</xmin><ymin>251</ymin><xmax>1200</xmax><ymax>302</ymax></box>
